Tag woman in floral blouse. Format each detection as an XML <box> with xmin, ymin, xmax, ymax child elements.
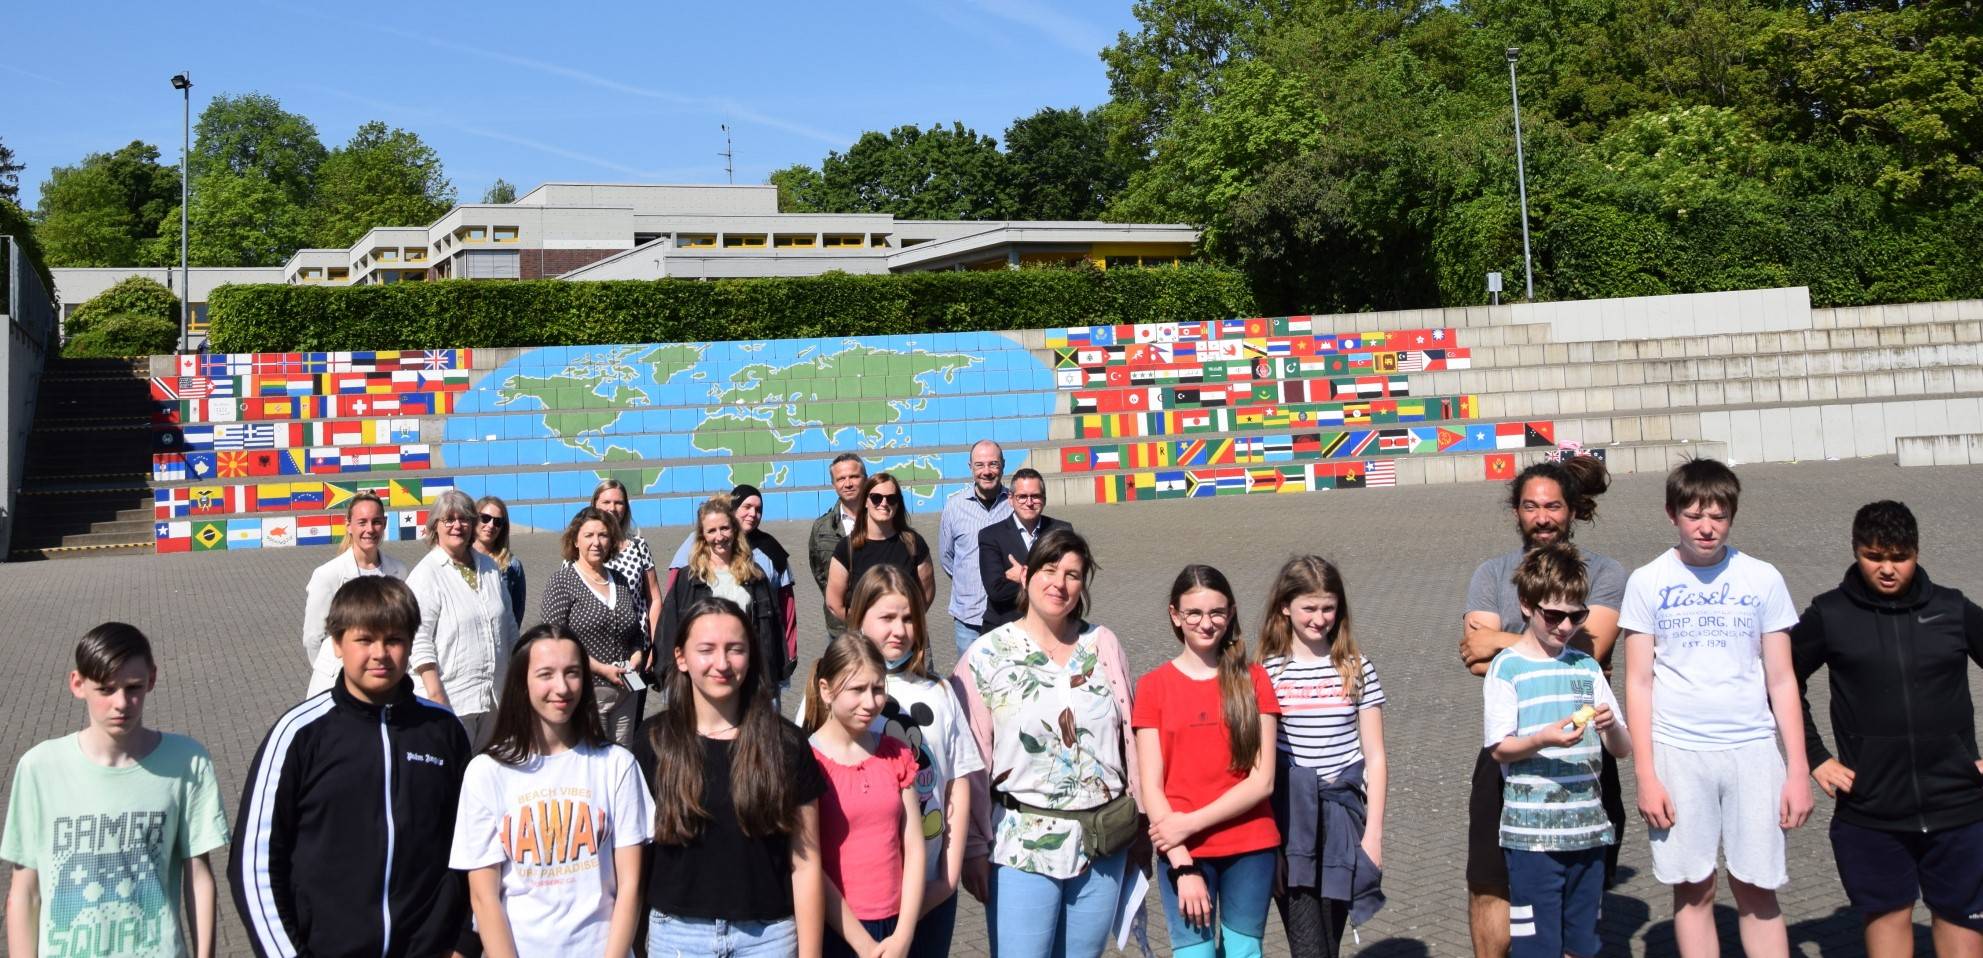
<box><xmin>953</xmin><ymin>527</ymin><xmax>1143</xmax><ymax>958</ymax></box>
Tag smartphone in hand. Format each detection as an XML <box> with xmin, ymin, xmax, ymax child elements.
<box><xmin>622</xmin><ymin>670</ymin><xmax>647</xmax><ymax>692</ymax></box>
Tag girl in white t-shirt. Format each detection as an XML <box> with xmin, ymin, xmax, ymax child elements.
<box><xmin>1258</xmin><ymin>556</ymin><xmax>1389</xmax><ymax>958</ymax></box>
<box><xmin>846</xmin><ymin>564</ymin><xmax>985</xmax><ymax>958</ymax></box>
<box><xmin>449</xmin><ymin>624</ymin><xmax>653</xmax><ymax>958</ymax></box>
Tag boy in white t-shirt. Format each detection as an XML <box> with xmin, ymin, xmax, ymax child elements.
<box><xmin>1621</xmin><ymin>459</ymin><xmax>1812</xmax><ymax>958</ymax></box>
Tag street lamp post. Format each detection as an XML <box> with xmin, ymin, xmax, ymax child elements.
<box><xmin>1505</xmin><ymin>48</ymin><xmax>1534</xmax><ymax>302</ymax></box>
<box><xmin>171</xmin><ymin>72</ymin><xmax>191</xmax><ymax>352</ymax></box>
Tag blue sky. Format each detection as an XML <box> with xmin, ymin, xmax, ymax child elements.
<box><xmin>1</xmin><ymin>1</ymin><xmax>1138</xmax><ymax>210</ymax></box>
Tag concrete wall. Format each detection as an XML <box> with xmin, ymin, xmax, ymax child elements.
<box><xmin>1</xmin><ymin>237</ymin><xmax>55</xmax><ymax>556</ymax></box>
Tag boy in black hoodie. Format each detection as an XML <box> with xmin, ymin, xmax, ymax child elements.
<box><xmin>1793</xmin><ymin>500</ymin><xmax>1983</xmax><ymax>958</ymax></box>
<box><xmin>232</xmin><ymin>576</ymin><xmax>470</xmax><ymax>957</ymax></box>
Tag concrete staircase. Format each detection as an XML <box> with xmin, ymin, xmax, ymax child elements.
<box><xmin>10</xmin><ymin>357</ymin><xmax>159</xmax><ymax>559</ymax></box>
<box><xmin>134</xmin><ymin>288</ymin><xmax>1983</xmax><ymax>555</ymax></box>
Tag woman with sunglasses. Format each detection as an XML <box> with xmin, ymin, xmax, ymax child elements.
<box><xmin>474</xmin><ymin>496</ymin><xmax>526</xmax><ymax>627</ymax></box>
<box><xmin>824</xmin><ymin>473</ymin><xmax>936</xmax><ymax>628</ymax></box>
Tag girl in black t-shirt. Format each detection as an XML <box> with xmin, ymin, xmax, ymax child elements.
<box><xmin>633</xmin><ymin>597</ymin><xmax>826</xmax><ymax>957</ymax></box>
<box><xmin>824</xmin><ymin>473</ymin><xmax>937</xmax><ymax>626</ymax></box>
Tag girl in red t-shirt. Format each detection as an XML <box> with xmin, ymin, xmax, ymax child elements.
<box><xmin>804</xmin><ymin>636</ymin><xmax>925</xmax><ymax>958</ymax></box>
<box><xmin>1133</xmin><ymin>565</ymin><xmax>1282</xmax><ymax>958</ymax></box>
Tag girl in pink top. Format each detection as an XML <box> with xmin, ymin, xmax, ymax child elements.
<box><xmin>804</xmin><ymin>637</ymin><xmax>925</xmax><ymax>958</ymax></box>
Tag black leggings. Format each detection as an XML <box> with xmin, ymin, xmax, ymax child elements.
<box><xmin>1278</xmin><ymin>889</ymin><xmax>1351</xmax><ymax>958</ymax></box>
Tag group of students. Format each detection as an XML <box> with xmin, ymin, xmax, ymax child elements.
<box><xmin>3</xmin><ymin>450</ymin><xmax>1981</xmax><ymax>958</ymax></box>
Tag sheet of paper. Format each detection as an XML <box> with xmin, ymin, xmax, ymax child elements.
<box><xmin>1112</xmin><ymin>865</ymin><xmax>1154</xmax><ymax>955</ymax></box>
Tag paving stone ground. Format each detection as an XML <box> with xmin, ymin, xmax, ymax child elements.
<box><xmin>3</xmin><ymin>456</ymin><xmax>1981</xmax><ymax>957</ymax></box>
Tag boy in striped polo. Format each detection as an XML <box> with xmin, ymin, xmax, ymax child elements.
<box><xmin>1483</xmin><ymin>544</ymin><xmax>1633</xmax><ymax>958</ymax></box>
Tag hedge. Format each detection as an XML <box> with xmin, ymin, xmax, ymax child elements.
<box><xmin>67</xmin><ymin>275</ymin><xmax>179</xmax><ymax>340</ymax></box>
<box><xmin>65</xmin><ymin>314</ymin><xmax>179</xmax><ymax>357</ymax></box>
<box><xmin>204</xmin><ymin>265</ymin><xmax>1258</xmax><ymax>351</ymax></box>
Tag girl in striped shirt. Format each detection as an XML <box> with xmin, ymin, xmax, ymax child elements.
<box><xmin>1259</xmin><ymin>556</ymin><xmax>1389</xmax><ymax>958</ymax></box>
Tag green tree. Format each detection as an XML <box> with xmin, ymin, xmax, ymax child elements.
<box><xmin>768</xmin><ymin>164</ymin><xmax>826</xmax><ymax>213</ymax></box>
<box><xmin>151</xmin><ymin>171</ymin><xmax>311</xmax><ymax>267</ymax></box>
<box><xmin>32</xmin><ymin>141</ymin><xmax>180</xmax><ymax>267</ymax></box>
<box><xmin>482</xmin><ymin>178</ymin><xmax>518</xmax><ymax>204</ymax></box>
<box><xmin>309</xmin><ymin>121</ymin><xmax>455</xmax><ymax>248</ymax></box>
<box><xmin>817</xmin><ymin>123</ymin><xmax>1014</xmax><ymax>219</ymax></box>
<box><xmin>190</xmin><ymin>93</ymin><xmax>326</xmax><ymax>205</ymax></box>
<box><xmin>65</xmin><ymin>274</ymin><xmax>179</xmax><ymax>339</ymax></box>
<box><xmin>0</xmin><ymin>137</ymin><xmax>22</xmax><ymax>203</ymax></box>
<box><xmin>1003</xmin><ymin>107</ymin><xmax>1131</xmax><ymax>220</ymax></box>
<box><xmin>1101</xmin><ymin>0</ymin><xmax>1290</xmax><ymax>155</ymax></box>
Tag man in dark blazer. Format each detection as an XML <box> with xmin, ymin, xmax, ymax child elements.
<box><xmin>975</xmin><ymin>467</ymin><xmax>1070</xmax><ymax>634</ymax></box>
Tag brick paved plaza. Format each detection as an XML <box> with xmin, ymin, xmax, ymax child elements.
<box><xmin>2</xmin><ymin>455</ymin><xmax>1980</xmax><ymax>957</ymax></box>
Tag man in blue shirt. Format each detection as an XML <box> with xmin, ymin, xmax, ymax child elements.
<box><xmin>937</xmin><ymin>439</ymin><xmax>1011</xmax><ymax>654</ymax></box>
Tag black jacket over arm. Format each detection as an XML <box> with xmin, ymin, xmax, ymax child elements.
<box><xmin>1791</xmin><ymin>564</ymin><xmax>1983</xmax><ymax>832</ymax></box>
<box><xmin>975</xmin><ymin>515</ymin><xmax>1069</xmax><ymax>630</ymax></box>
<box><xmin>659</xmin><ymin>564</ymin><xmax>788</xmax><ymax>687</ymax></box>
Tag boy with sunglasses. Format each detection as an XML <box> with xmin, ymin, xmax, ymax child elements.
<box><xmin>1484</xmin><ymin>543</ymin><xmax>1631</xmax><ymax>958</ymax></box>
<box><xmin>1621</xmin><ymin>458</ymin><xmax>1809</xmax><ymax>958</ymax></box>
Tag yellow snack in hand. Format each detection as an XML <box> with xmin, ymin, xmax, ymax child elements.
<box><xmin>1571</xmin><ymin>705</ymin><xmax>1598</xmax><ymax>729</ymax></box>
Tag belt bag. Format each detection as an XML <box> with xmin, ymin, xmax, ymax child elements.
<box><xmin>997</xmin><ymin>790</ymin><xmax>1140</xmax><ymax>859</ymax></box>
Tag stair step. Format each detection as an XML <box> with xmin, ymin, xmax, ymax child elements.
<box><xmin>7</xmin><ymin>542</ymin><xmax>153</xmax><ymax>562</ymax></box>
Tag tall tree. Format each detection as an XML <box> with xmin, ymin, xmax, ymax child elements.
<box><xmin>151</xmin><ymin>170</ymin><xmax>312</xmax><ymax>267</ymax></box>
<box><xmin>309</xmin><ymin>121</ymin><xmax>455</xmax><ymax>248</ymax></box>
<box><xmin>32</xmin><ymin>141</ymin><xmax>180</xmax><ymax>267</ymax></box>
<box><xmin>190</xmin><ymin>93</ymin><xmax>326</xmax><ymax>206</ymax></box>
<box><xmin>482</xmin><ymin>178</ymin><xmax>517</xmax><ymax>204</ymax></box>
<box><xmin>0</xmin><ymin>137</ymin><xmax>22</xmax><ymax>203</ymax></box>
<box><xmin>817</xmin><ymin>123</ymin><xmax>1015</xmax><ymax>220</ymax></box>
<box><xmin>767</xmin><ymin>164</ymin><xmax>826</xmax><ymax>213</ymax></box>
<box><xmin>1003</xmin><ymin>107</ymin><xmax>1132</xmax><ymax>220</ymax></box>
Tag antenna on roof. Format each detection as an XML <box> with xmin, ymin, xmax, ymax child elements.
<box><xmin>719</xmin><ymin>124</ymin><xmax>735</xmax><ymax>185</ymax></box>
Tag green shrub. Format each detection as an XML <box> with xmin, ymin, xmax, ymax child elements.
<box><xmin>204</xmin><ymin>265</ymin><xmax>1258</xmax><ymax>351</ymax></box>
<box><xmin>67</xmin><ymin>275</ymin><xmax>179</xmax><ymax>339</ymax></box>
<box><xmin>1</xmin><ymin>199</ymin><xmax>57</xmax><ymax>306</ymax></box>
<box><xmin>64</xmin><ymin>314</ymin><xmax>180</xmax><ymax>357</ymax></box>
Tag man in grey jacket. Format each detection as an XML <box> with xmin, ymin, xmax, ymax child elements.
<box><xmin>808</xmin><ymin>452</ymin><xmax>867</xmax><ymax>637</ymax></box>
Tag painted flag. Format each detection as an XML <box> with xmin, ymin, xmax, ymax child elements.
<box><xmin>396</xmin><ymin>510</ymin><xmax>422</xmax><ymax>540</ymax></box>
<box><xmin>1485</xmin><ymin>453</ymin><xmax>1516</xmax><ymax>481</ymax></box>
<box><xmin>1366</xmin><ymin>460</ymin><xmax>1397</xmax><ymax>487</ymax></box>
<box><xmin>1525</xmin><ymin>422</ymin><xmax>1556</xmax><ymax>447</ymax></box>
<box><xmin>247</xmin><ymin>450</ymin><xmax>282</xmax><ymax>476</ymax></box>
<box><xmin>1495</xmin><ymin>423</ymin><xmax>1526</xmax><ymax>450</ymax></box>
<box><xmin>308</xmin><ymin>448</ymin><xmax>342</xmax><ymax>474</ymax></box>
<box><xmin>216</xmin><ymin>451</ymin><xmax>251</xmax><ymax>479</ymax></box>
<box><xmin>258</xmin><ymin>483</ymin><xmax>292</xmax><ymax>511</ymax></box>
<box><xmin>262</xmin><ymin>517</ymin><xmax>297</xmax><ymax>548</ymax></box>
<box><xmin>297</xmin><ymin>514</ymin><xmax>336</xmax><ymax>547</ymax></box>
<box><xmin>1093</xmin><ymin>448</ymin><xmax>1122</xmax><ymax>470</ymax></box>
<box><xmin>192</xmin><ymin>520</ymin><xmax>226</xmax><ymax>552</ymax></box>
<box><xmin>183</xmin><ymin>451</ymin><xmax>216</xmax><ymax>481</ymax></box>
<box><xmin>1061</xmin><ymin>447</ymin><xmax>1091</xmax><ymax>472</ymax></box>
<box><xmin>152</xmin><ymin>454</ymin><xmax>187</xmax><ymax>483</ymax></box>
<box><xmin>225</xmin><ymin>519</ymin><xmax>263</xmax><ymax>549</ymax></box>
<box><xmin>289</xmin><ymin>482</ymin><xmax>326</xmax><ymax>511</ymax></box>
<box><xmin>155</xmin><ymin>521</ymin><xmax>192</xmax><ymax>554</ymax></box>
<box><xmin>154</xmin><ymin>488</ymin><xmax>190</xmax><ymax>519</ymax></box>
<box><xmin>419</xmin><ymin>478</ymin><xmax>454</xmax><ymax>503</ymax></box>
<box><xmin>388</xmin><ymin>479</ymin><xmax>421</xmax><ymax>508</ymax></box>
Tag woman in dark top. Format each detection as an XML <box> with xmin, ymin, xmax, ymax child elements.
<box><xmin>541</xmin><ymin>506</ymin><xmax>648</xmax><ymax>746</ymax></box>
<box><xmin>660</xmin><ymin>496</ymin><xmax>787</xmax><ymax>692</ymax></box>
<box><xmin>824</xmin><ymin>472</ymin><xmax>936</xmax><ymax>627</ymax></box>
<box><xmin>473</xmin><ymin>495</ymin><xmax>526</xmax><ymax>626</ymax></box>
<box><xmin>633</xmin><ymin>597</ymin><xmax>825</xmax><ymax>956</ymax></box>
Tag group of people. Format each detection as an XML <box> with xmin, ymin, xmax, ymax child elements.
<box><xmin>2</xmin><ymin>440</ymin><xmax>1980</xmax><ymax>958</ymax></box>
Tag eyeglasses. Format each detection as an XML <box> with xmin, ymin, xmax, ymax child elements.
<box><xmin>477</xmin><ymin>514</ymin><xmax>507</xmax><ymax>528</ymax></box>
<box><xmin>1533</xmin><ymin>607</ymin><xmax>1591</xmax><ymax>628</ymax></box>
<box><xmin>868</xmin><ymin>492</ymin><xmax>897</xmax><ymax>506</ymax></box>
<box><xmin>1178</xmin><ymin>608</ymin><xmax>1231</xmax><ymax>626</ymax></box>
<box><xmin>1012</xmin><ymin>493</ymin><xmax>1044</xmax><ymax>502</ymax></box>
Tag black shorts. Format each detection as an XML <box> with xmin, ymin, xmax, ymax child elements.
<box><xmin>1832</xmin><ymin>817</ymin><xmax>1983</xmax><ymax>930</ymax></box>
<box><xmin>1468</xmin><ymin>747</ymin><xmax>1628</xmax><ymax>890</ymax></box>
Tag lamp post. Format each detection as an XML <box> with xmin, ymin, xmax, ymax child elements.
<box><xmin>170</xmin><ymin>72</ymin><xmax>191</xmax><ymax>352</ymax></box>
<box><xmin>1505</xmin><ymin>48</ymin><xmax>1534</xmax><ymax>302</ymax></box>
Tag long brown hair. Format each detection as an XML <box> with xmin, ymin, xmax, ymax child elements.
<box><xmin>845</xmin><ymin>564</ymin><xmax>938</xmax><ymax>681</ymax></box>
<box><xmin>1258</xmin><ymin>555</ymin><xmax>1366</xmax><ymax>703</ymax></box>
<box><xmin>647</xmin><ymin>598</ymin><xmax>796</xmax><ymax>844</ymax></box>
<box><xmin>688</xmin><ymin>495</ymin><xmax>762</xmax><ymax>585</ymax></box>
<box><xmin>483</xmin><ymin>624</ymin><xmax>609</xmax><ymax>766</ymax></box>
<box><xmin>800</xmin><ymin>635</ymin><xmax>889</xmax><ymax>736</ymax></box>
<box><xmin>474</xmin><ymin>495</ymin><xmax>516</xmax><ymax>569</ymax></box>
<box><xmin>847</xmin><ymin>472</ymin><xmax>922</xmax><ymax>556</ymax></box>
<box><xmin>1169</xmin><ymin>565</ymin><xmax>1260</xmax><ymax>773</ymax></box>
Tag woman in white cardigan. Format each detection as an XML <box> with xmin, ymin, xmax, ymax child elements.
<box><xmin>408</xmin><ymin>489</ymin><xmax>518</xmax><ymax>746</ymax></box>
<box><xmin>302</xmin><ymin>493</ymin><xmax>410</xmax><ymax>696</ymax></box>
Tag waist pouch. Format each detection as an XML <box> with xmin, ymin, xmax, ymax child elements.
<box><xmin>996</xmin><ymin>790</ymin><xmax>1140</xmax><ymax>859</ymax></box>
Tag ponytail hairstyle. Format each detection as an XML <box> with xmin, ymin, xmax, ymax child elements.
<box><xmin>1258</xmin><ymin>555</ymin><xmax>1366</xmax><ymax>704</ymax></box>
<box><xmin>845</xmin><ymin>564</ymin><xmax>938</xmax><ymax>681</ymax></box>
<box><xmin>1168</xmin><ymin>564</ymin><xmax>1259</xmax><ymax>774</ymax></box>
<box><xmin>338</xmin><ymin>492</ymin><xmax>387</xmax><ymax>554</ymax></box>
<box><xmin>800</xmin><ymin>634</ymin><xmax>889</xmax><ymax>735</ymax></box>
<box><xmin>483</xmin><ymin>624</ymin><xmax>608</xmax><ymax>766</ymax></box>
<box><xmin>1506</xmin><ymin>454</ymin><xmax>1612</xmax><ymax>525</ymax></box>
<box><xmin>688</xmin><ymin>495</ymin><xmax>762</xmax><ymax>585</ymax></box>
<box><xmin>647</xmin><ymin>598</ymin><xmax>794</xmax><ymax>844</ymax></box>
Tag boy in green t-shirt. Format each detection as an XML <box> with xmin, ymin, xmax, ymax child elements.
<box><xmin>2</xmin><ymin>623</ymin><xmax>229</xmax><ymax>958</ymax></box>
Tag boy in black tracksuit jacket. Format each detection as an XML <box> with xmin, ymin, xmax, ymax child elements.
<box><xmin>1792</xmin><ymin>500</ymin><xmax>1983</xmax><ymax>958</ymax></box>
<box><xmin>232</xmin><ymin>576</ymin><xmax>470</xmax><ymax>957</ymax></box>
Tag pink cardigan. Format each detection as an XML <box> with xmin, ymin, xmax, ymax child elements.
<box><xmin>948</xmin><ymin>622</ymin><xmax>1143</xmax><ymax>862</ymax></box>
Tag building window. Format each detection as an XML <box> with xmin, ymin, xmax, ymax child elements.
<box><xmin>189</xmin><ymin>304</ymin><xmax>210</xmax><ymax>333</ymax></box>
<box><xmin>823</xmin><ymin>234</ymin><xmax>865</xmax><ymax>248</ymax></box>
<box><xmin>723</xmin><ymin>234</ymin><xmax>766</xmax><ymax>248</ymax></box>
<box><xmin>403</xmin><ymin>248</ymin><xmax>427</xmax><ymax>263</ymax></box>
<box><xmin>328</xmin><ymin>268</ymin><xmax>349</xmax><ymax>281</ymax></box>
<box><xmin>676</xmin><ymin>234</ymin><xmax>716</xmax><ymax>249</ymax></box>
<box><xmin>300</xmin><ymin>268</ymin><xmax>323</xmax><ymax>282</ymax></box>
<box><xmin>869</xmin><ymin>234</ymin><xmax>891</xmax><ymax>248</ymax></box>
<box><xmin>462</xmin><ymin>250</ymin><xmax>519</xmax><ymax>279</ymax></box>
<box><xmin>773</xmin><ymin>234</ymin><xmax>817</xmax><ymax>248</ymax></box>
<box><xmin>463</xmin><ymin>226</ymin><xmax>488</xmax><ymax>243</ymax></box>
<box><xmin>492</xmin><ymin>225</ymin><xmax>519</xmax><ymax>243</ymax></box>
<box><xmin>378</xmin><ymin>248</ymin><xmax>399</xmax><ymax>262</ymax></box>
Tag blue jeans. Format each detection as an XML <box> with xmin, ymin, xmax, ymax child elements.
<box><xmin>823</xmin><ymin>913</ymin><xmax>897</xmax><ymax>958</ymax></box>
<box><xmin>987</xmin><ymin>850</ymin><xmax>1128</xmax><ymax>958</ymax></box>
<box><xmin>1157</xmin><ymin>849</ymin><xmax>1275</xmax><ymax>958</ymax></box>
<box><xmin>953</xmin><ymin>619</ymin><xmax>983</xmax><ymax>656</ymax></box>
<box><xmin>647</xmin><ymin>910</ymin><xmax>797</xmax><ymax>958</ymax></box>
<box><xmin>909</xmin><ymin>892</ymin><xmax>958</xmax><ymax>958</ymax></box>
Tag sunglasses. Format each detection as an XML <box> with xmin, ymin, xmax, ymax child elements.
<box><xmin>868</xmin><ymin>492</ymin><xmax>898</xmax><ymax>506</ymax></box>
<box><xmin>477</xmin><ymin>514</ymin><xmax>507</xmax><ymax>528</ymax></box>
<box><xmin>1533</xmin><ymin>607</ymin><xmax>1591</xmax><ymax>628</ymax></box>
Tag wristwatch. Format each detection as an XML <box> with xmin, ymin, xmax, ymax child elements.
<box><xmin>1166</xmin><ymin>863</ymin><xmax>1203</xmax><ymax>886</ymax></box>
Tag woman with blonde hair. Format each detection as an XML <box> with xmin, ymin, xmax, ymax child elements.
<box><xmin>473</xmin><ymin>495</ymin><xmax>526</xmax><ymax>627</ymax></box>
<box><xmin>301</xmin><ymin>492</ymin><xmax>409</xmax><ymax>695</ymax></box>
<box><xmin>659</xmin><ymin>495</ymin><xmax>787</xmax><ymax>693</ymax></box>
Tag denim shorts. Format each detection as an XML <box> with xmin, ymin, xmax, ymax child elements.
<box><xmin>647</xmin><ymin>910</ymin><xmax>796</xmax><ymax>958</ymax></box>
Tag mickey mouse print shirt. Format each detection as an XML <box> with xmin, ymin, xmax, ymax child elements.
<box><xmin>877</xmin><ymin>672</ymin><xmax>985</xmax><ymax>885</ymax></box>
